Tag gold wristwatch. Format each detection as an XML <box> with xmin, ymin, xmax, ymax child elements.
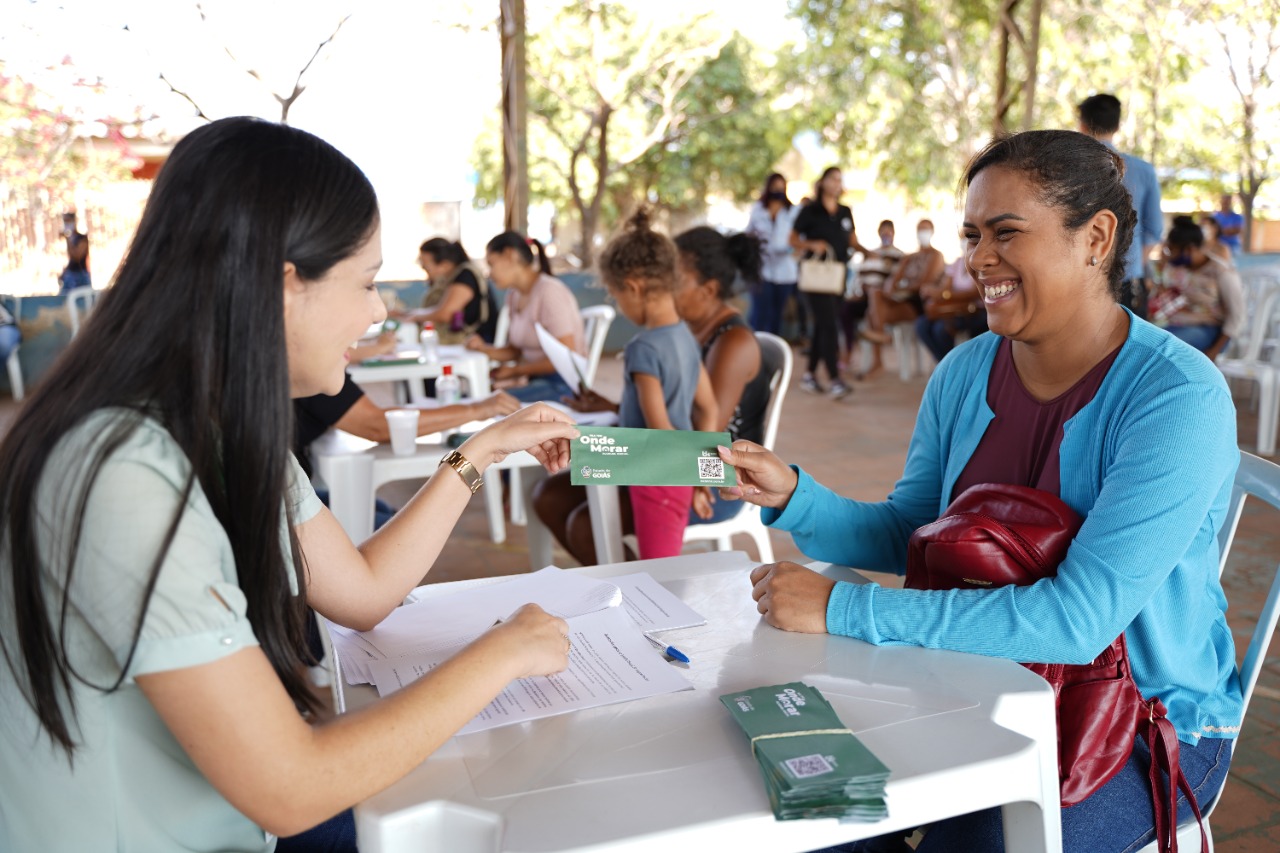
<box><xmin>439</xmin><ymin>449</ymin><xmax>483</xmax><ymax>494</ymax></box>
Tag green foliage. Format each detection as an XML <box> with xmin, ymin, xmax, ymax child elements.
<box><xmin>781</xmin><ymin>0</ymin><xmax>995</xmax><ymax>201</ymax></box>
<box><xmin>0</xmin><ymin>64</ymin><xmax>131</xmax><ymax>198</ymax></box>
<box><xmin>625</xmin><ymin>35</ymin><xmax>795</xmax><ymax>213</ymax></box>
<box><xmin>471</xmin><ymin>3</ymin><xmax>793</xmax><ymax>258</ymax></box>
<box><xmin>786</xmin><ymin>0</ymin><xmax>1280</xmax><ymax>220</ymax></box>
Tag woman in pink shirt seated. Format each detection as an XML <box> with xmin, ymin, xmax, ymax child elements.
<box><xmin>465</xmin><ymin>231</ymin><xmax>586</xmax><ymax>403</ymax></box>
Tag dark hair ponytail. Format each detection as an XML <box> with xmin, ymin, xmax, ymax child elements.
<box><xmin>485</xmin><ymin>230</ymin><xmax>551</xmax><ymax>275</ymax></box>
<box><xmin>0</xmin><ymin>116</ymin><xmax>378</xmax><ymax>754</ymax></box>
<box><xmin>963</xmin><ymin>130</ymin><xmax>1135</xmax><ymax>300</ymax></box>
<box><xmin>1167</xmin><ymin>215</ymin><xmax>1205</xmax><ymax>250</ymax></box>
<box><xmin>673</xmin><ymin>226</ymin><xmax>762</xmax><ymax>301</ymax></box>
<box><xmin>420</xmin><ymin>237</ymin><xmax>470</xmax><ymax>266</ymax></box>
<box><xmin>598</xmin><ymin>208</ymin><xmax>678</xmax><ymax>293</ymax></box>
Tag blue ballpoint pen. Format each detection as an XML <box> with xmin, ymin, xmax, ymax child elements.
<box><xmin>644</xmin><ymin>633</ymin><xmax>691</xmax><ymax>664</ymax></box>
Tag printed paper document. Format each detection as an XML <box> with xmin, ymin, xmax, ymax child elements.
<box><xmin>368</xmin><ymin>607</ymin><xmax>693</xmax><ymax>734</ymax></box>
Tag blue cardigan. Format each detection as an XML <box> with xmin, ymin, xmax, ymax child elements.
<box><xmin>765</xmin><ymin>312</ymin><xmax>1243</xmax><ymax>743</ymax></box>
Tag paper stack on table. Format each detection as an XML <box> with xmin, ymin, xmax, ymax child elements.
<box><xmin>324</xmin><ymin>567</ymin><xmax>707</xmax><ymax>735</ymax></box>
<box><xmin>720</xmin><ymin>682</ymin><xmax>890</xmax><ymax>823</ymax></box>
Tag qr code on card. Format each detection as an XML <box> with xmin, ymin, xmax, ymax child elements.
<box><xmin>784</xmin><ymin>754</ymin><xmax>835</xmax><ymax>779</ymax></box>
<box><xmin>697</xmin><ymin>456</ymin><xmax>725</xmax><ymax>482</ymax></box>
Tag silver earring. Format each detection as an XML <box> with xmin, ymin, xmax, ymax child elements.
<box><xmin>1089</xmin><ymin>256</ymin><xmax>1099</xmax><ymax>266</ymax></box>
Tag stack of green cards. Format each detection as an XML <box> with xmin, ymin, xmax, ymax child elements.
<box><xmin>720</xmin><ymin>682</ymin><xmax>890</xmax><ymax>823</ymax></box>
<box><xmin>569</xmin><ymin>426</ymin><xmax>734</xmax><ymax>487</ymax></box>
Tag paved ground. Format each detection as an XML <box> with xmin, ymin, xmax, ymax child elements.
<box><xmin>1</xmin><ymin>339</ymin><xmax>1275</xmax><ymax>849</ymax></box>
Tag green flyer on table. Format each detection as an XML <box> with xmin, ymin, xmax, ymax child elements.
<box><xmin>569</xmin><ymin>426</ymin><xmax>735</xmax><ymax>487</ymax></box>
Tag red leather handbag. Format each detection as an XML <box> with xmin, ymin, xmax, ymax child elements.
<box><xmin>906</xmin><ymin>484</ymin><xmax>1207</xmax><ymax>851</ymax></box>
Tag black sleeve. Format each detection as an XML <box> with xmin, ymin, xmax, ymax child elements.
<box><xmin>294</xmin><ymin>374</ymin><xmax>366</xmax><ymax>454</ymax></box>
<box><xmin>792</xmin><ymin>204</ymin><xmax>815</xmax><ymax>238</ymax></box>
<box><xmin>452</xmin><ymin>268</ymin><xmax>481</xmax><ymax>296</ymax></box>
<box><xmin>450</xmin><ymin>268</ymin><xmax>483</xmax><ymax>327</ymax></box>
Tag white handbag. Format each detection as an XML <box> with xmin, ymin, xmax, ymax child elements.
<box><xmin>797</xmin><ymin>250</ymin><xmax>847</xmax><ymax>295</ymax></box>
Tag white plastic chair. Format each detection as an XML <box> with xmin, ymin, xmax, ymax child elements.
<box><xmin>1136</xmin><ymin>451</ymin><xmax>1280</xmax><ymax>853</ymax></box>
<box><xmin>3</xmin><ymin>295</ymin><xmax>21</xmax><ymax>402</ymax></box>
<box><xmin>5</xmin><ymin>347</ymin><xmax>22</xmax><ymax>402</ymax></box>
<box><xmin>858</xmin><ymin>322</ymin><xmax>929</xmax><ymax>381</ymax></box>
<box><xmin>680</xmin><ymin>331</ymin><xmax>792</xmax><ymax>562</ymax></box>
<box><xmin>1217</xmin><ymin>285</ymin><xmax>1280</xmax><ymax>456</ymax></box>
<box><xmin>65</xmin><ymin>285</ymin><xmax>98</xmax><ymax>338</ymax></box>
<box><xmin>579</xmin><ymin>304</ymin><xmax>616</xmax><ymax>388</ymax></box>
<box><xmin>492</xmin><ymin>301</ymin><xmax>510</xmax><ymax>349</ymax></box>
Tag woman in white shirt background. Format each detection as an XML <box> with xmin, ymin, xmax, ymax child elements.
<box><xmin>746</xmin><ymin>172</ymin><xmax>804</xmax><ymax>339</ymax></box>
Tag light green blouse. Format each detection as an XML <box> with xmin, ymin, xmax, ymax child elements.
<box><xmin>0</xmin><ymin>409</ymin><xmax>323</xmax><ymax>852</ymax></box>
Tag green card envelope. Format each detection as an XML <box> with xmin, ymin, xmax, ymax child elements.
<box><xmin>569</xmin><ymin>427</ymin><xmax>735</xmax><ymax>487</ymax></box>
<box><xmin>721</xmin><ymin>682</ymin><xmax>890</xmax><ymax>822</ymax></box>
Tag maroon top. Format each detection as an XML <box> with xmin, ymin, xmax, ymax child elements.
<box><xmin>952</xmin><ymin>338</ymin><xmax>1123</xmax><ymax>501</ymax></box>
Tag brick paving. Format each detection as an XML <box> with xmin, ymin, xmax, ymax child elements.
<box><xmin>1</xmin><ymin>338</ymin><xmax>1276</xmax><ymax>848</ymax></box>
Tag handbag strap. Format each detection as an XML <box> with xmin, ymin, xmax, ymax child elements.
<box><xmin>1143</xmin><ymin>698</ymin><xmax>1208</xmax><ymax>853</ymax></box>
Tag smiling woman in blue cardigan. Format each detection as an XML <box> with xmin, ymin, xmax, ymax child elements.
<box><xmin>718</xmin><ymin>130</ymin><xmax>1241</xmax><ymax>853</ymax></box>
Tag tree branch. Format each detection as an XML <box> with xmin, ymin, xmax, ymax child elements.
<box><xmin>158</xmin><ymin>72</ymin><xmax>211</xmax><ymax>121</ymax></box>
<box><xmin>277</xmin><ymin>14</ymin><xmax>350</xmax><ymax>122</ymax></box>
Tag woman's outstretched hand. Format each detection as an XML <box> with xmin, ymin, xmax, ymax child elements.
<box><xmin>714</xmin><ymin>440</ymin><xmax>799</xmax><ymax>511</ymax></box>
<box><xmin>749</xmin><ymin>561</ymin><xmax>834</xmax><ymax>634</ymax></box>
<box><xmin>459</xmin><ymin>402</ymin><xmax>579</xmax><ymax>474</ymax></box>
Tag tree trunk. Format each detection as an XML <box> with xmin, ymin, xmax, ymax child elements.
<box><xmin>578</xmin><ymin>102</ymin><xmax>613</xmax><ymax>269</ymax></box>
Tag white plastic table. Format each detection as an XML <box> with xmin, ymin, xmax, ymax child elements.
<box><xmin>350</xmin><ymin>552</ymin><xmax>1062</xmax><ymax>853</ymax></box>
<box><xmin>310</xmin><ymin>429</ymin><xmax>552</xmax><ymax>564</ymax></box>
<box><xmin>348</xmin><ymin>345</ymin><xmax>491</xmax><ymax>404</ymax></box>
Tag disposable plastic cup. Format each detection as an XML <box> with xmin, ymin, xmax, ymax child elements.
<box><xmin>384</xmin><ymin>409</ymin><xmax>419</xmax><ymax>456</ymax></box>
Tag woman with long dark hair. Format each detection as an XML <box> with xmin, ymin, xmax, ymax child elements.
<box><xmin>0</xmin><ymin>117</ymin><xmax>577</xmax><ymax>850</ymax></box>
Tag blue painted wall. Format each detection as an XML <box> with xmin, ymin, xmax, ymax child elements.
<box><xmin>2</xmin><ymin>272</ymin><xmax>643</xmax><ymax>397</ymax></box>
<box><xmin>380</xmin><ymin>271</ymin><xmax>640</xmax><ymax>354</ymax></box>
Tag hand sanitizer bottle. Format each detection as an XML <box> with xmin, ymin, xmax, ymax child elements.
<box><xmin>418</xmin><ymin>321</ymin><xmax>439</xmax><ymax>364</ymax></box>
<box><xmin>435</xmin><ymin>363</ymin><xmax>461</xmax><ymax>406</ymax></box>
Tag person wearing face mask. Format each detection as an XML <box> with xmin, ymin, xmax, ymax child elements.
<box><xmin>746</xmin><ymin>173</ymin><xmax>804</xmax><ymax>340</ymax></box>
<box><xmin>859</xmin><ymin>220</ymin><xmax>946</xmax><ymax>361</ymax></box>
<box><xmin>1149</xmin><ymin>216</ymin><xmax>1245</xmax><ymax>359</ymax></box>
<box><xmin>841</xmin><ymin>220</ymin><xmax>903</xmax><ymax>375</ymax></box>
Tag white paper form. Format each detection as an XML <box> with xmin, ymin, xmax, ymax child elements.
<box><xmin>611</xmin><ymin>572</ymin><xmax>708</xmax><ymax>632</ymax></box>
<box><xmin>535</xmin><ymin>322</ymin><xmax>592</xmax><ymax>392</ymax></box>
<box><xmin>368</xmin><ymin>607</ymin><xmax>693</xmax><ymax>733</ymax></box>
<box><xmin>333</xmin><ymin>568</ymin><xmax>621</xmax><ymax>684</ymax></box>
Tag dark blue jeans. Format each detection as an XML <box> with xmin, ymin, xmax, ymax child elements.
<box><xmin>59</xmin><ymin>269</ymin><xmax>91</xmax><ymax>291</ymax></box>
<box><xmin>914</xmin><ymin>312</ymin><xmax>988</xmax><ymax>365</ymax></box>
<box><xmin>751</xmin><ymin>279</ymin><xmax>803</xmax><ymax>339</ymax></box>
<box><xmin>276</xmin><ymin>809</ymin><xmax>357</xmax><ymax>853</ymax></box>
<box><xmin>816</xmin><ymin>734</ymin><xmax>1231</xmax><ymax>853</ymax></box>
<box><xmin>1167</xmin><ymin>324</ymin><xmax>1221</xmax><ymax>354</ymax></box>
<box><xmin>507</xmin><ymin>373</ymin><xmax>576</xmax><ymax>403</ymax></box>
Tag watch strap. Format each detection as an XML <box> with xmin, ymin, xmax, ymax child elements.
<box><xmin>440</xmin><ymin>449</ymin><xmax>483</xmax><ymax>494</ymax></box>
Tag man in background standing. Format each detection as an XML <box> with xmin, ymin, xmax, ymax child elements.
<box><xmin>59</xmin><ymin>211</ymin><xmax>91</xmax><ymax>292</ymax></box>
<box><xmin>1077</xmin><ymin>94</ymin><xmax>1163</xmax><ymax>319</ymax></box>
<box><xmin>1213</xmin><ymin>194</ymin><xmax>1245</xmax><ymax>257</ymax></box>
